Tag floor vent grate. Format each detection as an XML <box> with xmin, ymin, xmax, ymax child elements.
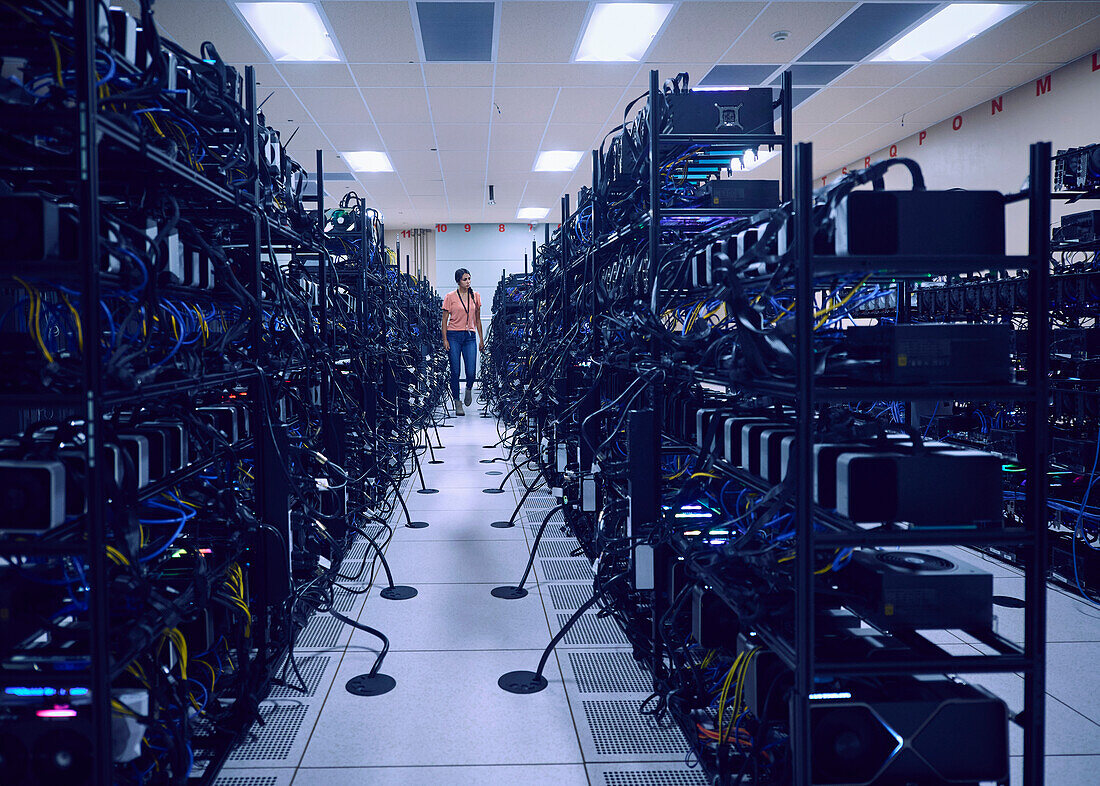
<box><xmin>583</xmin><ymin>700</ymin><xmax>688</xmax><ymax>756</ymax></box>
<box><xmin>601</xmin><ymin>770</ymin><xmax>709</xmax><ymax>786</ymax></box>
<box><xmin>331</xmin><ymin>588</ymin><xmax>360</xmax><ymax>613</ymax></box>
<box><xmin>214</xmin><ymin>778</ymin><xmax>281</xmax><ymax>786</ymax></box>
<box><xmin>296</xmin><ymin>614</ymin><xmax>343</xmax><ymax>649</ymax></box>
<box><xmin>537</xmin><ymin>539</ymin><xmax>581</xmax><ymax>559</ymax></box>
<box><xmin>541</xmin><ymin>558</ymin><xmax>593</xmax><ymax>581</ymax></box>
<box><xmin>268</xmin><ymin>655</ymin><xmax>331</xmax><ymax>699</ymax></box>
<box><xmin>524</xmin><ymin>496</ymin><xmax>555</xmax><ymax>511</ymax></box>
<box><xmin>228</xmin><ymin>704</ymin><xmax>308</xmax><ymax>761</ymax></box>
<box><xmin>556</xmin><ymin>613</ymin><xmax>629</xmax><ymax>647</ymax></box>
<box><xmin>569</xmin><ymin>651</ymin><xmax>651</xmax><ymax>693</ymax></box>
<box><xmin>549</xmin><ymin>583</ymin><xmax>592</xmax><ymax>610</ymax></box>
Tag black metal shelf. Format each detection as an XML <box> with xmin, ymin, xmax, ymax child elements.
<box><xmin>810</xmin><ymin>252</ymin><xmax>1036</xmax><ymax>277</ymax></box>
<box><xmin>97</xmin><ymin>116</ymin><xmax>250</xmax><ymax>211</ymax></box>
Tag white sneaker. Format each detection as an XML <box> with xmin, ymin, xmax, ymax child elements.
<box><xmin>455</xmin><ymin>399</ymin><xmax>465</xmax><ymax>416</ymax></box>
<box><xmin>464</xmin><ymin>386</ymin><xmax>473</xmax><ymax>406</ymax></box>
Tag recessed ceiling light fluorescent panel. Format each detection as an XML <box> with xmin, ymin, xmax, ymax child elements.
<box><xmin>873</xmin><ymin>3</ymin><xmax>1024</xmax><ymax>62</ymax></box>
<box><xmin>237</xmin><ymin>2</ymin><xmax>342</xmax><ymax>62</ymax></box>
<box><xmin>575</xmin><ymin>2</ymin><xmax>674</xmax><ymax>62</ymax></box>
<box><xmin>534</xmin><ymin>151</ymin><xmax>583</xmax><ymax>172</ymax></box>
<box><xmin>343</xmin><ymin>151</ymin><xmax>393</xmax><ymax>172</ymax></box>
<box><xmin>517</xmin><ymin>207</ymin><xmax>549</xmax><ymax>220</ymax></box>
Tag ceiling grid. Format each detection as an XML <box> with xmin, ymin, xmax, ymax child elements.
<box><xmin>148</xmin><ymin>0</ymin><xmax>1100</xmax><ymax>228</ymax></box>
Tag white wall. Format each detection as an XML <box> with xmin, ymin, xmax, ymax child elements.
<box><xmin>818</xmin><ymin>51</ymin><xmax>1100</xmax><ymax>254</ymax></box>
<box><xmin>434</xmin><ymin>222</ymin><xmax>547</xmax><ymax>327</ymax></box>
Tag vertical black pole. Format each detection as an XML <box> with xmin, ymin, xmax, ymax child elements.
<box><xmin>317</xmin><ymin>150</ymin><xmax>327</xmax><ymax>349</ymax></box>
<box><xmin>561</xmin><ymin>194</ymin><xmax>570</xmax><ymax>332</ymax></box>
<box><xmin>781</xmin><ymin>69</ymin><xmax>793</xmax><ymax>203</ymax></box>
<box><xmin>792</xmin><ymin>142</ymin><xmax>815</xmax><ymax>785</ymax></box>
<box><xmin>648</xmin><ymin>69</ymin><xmax>660</xmax><ymax>305</ymax></box>
<box><xmin>591</xmin><ymin>149</ymin><xmax>601</xmax><ymax>239</ymax></box>
<box><xmin>524</xmin><ymin>253</ymin><xmax>528</xmax><ymax>276</ymax></box>
<box><xmin>75</xmin><ymin>3</ymin><xmax>109</xmax><ymax>783</ymax></box>
<box><xmin>1023</xmin><ymin>141</ymin><xmax>1051</xmax><ymax>786</ymax></box>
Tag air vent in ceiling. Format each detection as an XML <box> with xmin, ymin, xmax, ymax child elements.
<box><xmin>417</xmin><ymin>2</ymin><xmax>495</xmax><ymax>62</ymax></box>
<box><xmin>697</xmin><ymin>64</ymin><xmax>781</xmax><ymax>88</ymax></box>
<box><xmin>799</xmin><ymin>3</ymin><xmax>937</xmax><ymax>63</ymax></box>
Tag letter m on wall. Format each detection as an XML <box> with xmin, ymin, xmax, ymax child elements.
<box><xmin>1036</xmin><ymin>74</ymin><xmax>1052</xmax><ymax>96</ymax></box>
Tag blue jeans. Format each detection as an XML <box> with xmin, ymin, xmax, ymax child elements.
<box><xmin>447</xmin><ymin>330</ymin><xmax>477</xmax><ymax>399</ymax></box>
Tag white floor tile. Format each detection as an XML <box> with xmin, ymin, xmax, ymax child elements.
<box><xmin>292</xmin><ymin>764</ymin><xmax>589</xmax><ymax>785</ymax></box>
<box><xmin>297</xmin><ymin>649</ymin><xmax>583</xmax><ymax>768</ymax></box>
<box><xmin>350</xmin><ymin>582</ymin><xmax>551</xmax><ymax>651</ymax></box>
<box><xmin>990</xmin><ymin>577</ymin><xmax>1100</xmax><ymax>645</ymax></box>
<box><xmin>379</xmin><ymin>538</ymin><xmax>537</xmax><ymax>584</ymax></box>
<box><xmin>1010</xmin><ymin>754</ymin><xmax>1100</xmax><ymax>784</ymax></box>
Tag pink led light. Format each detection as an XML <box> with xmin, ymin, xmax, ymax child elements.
<box><xmin>36</xmin><ymin>706</ymin><xmax>78</xmax><ymax>718</ymax></box>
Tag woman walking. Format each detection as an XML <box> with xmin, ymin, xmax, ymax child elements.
<box><xmin>441</xmin><ymin>268</ymin><xmax>484</xmax><ymax>415</ymax></box>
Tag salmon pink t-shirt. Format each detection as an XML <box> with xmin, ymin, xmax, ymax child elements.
<box><xmin>442</xmin><ymin>289</ymin><xmax>481</xmax><ymax>331</ymax></box>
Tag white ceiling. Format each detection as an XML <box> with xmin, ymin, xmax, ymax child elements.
<box><xmin>147</xmin><ymin>0</ymin><xmax>1100</xmax><ymax>229</ymax></box>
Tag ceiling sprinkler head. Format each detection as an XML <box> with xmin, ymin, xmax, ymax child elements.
<box><xmin>772</xmin><ymin>30</ymin><xmax>790</xmax><ymax>42</ymax></box>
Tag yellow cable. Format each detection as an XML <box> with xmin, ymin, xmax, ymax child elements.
<box><xmin>50</xmin><ymin>36</ymin><xmax>64</xmax><ymax>88</ymax></box>
<box><xmin>58</xmin><ymin>292</ymin><xmax>83</xmax><ymax>351</ymax></box>
<box><xmin>814</xmin><ymin>274</ymin><xmax>872</xmax><ymax>329</ymax></box>
<box><xmin>13</xmin><ymin>277</ymin><xmax>54</xmax><ymax>363</ymax></box>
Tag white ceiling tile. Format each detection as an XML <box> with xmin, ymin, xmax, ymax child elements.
<box><xmin>723</xmin><ymin>2</ymin><xmax>856</xmax><ymax>64</ymax></box>
<box><xmin>808</xmin><ymin>123</ymin><xmax>882</xmax><ymax>151</ymax></box>
<box><xmin>363</xmin><ymin>88</ymin><xmax>431</xmax><ymax>124</ymax></box>
<box><xmin>389</xmin><ymin>151</ymin><xmax>443</xmax><ymax>177</ymax></box>
<box><xmin>840</xmin><ymin>87</ymin><xmax>952</xmax><ymax>123</ymax></box>
<box><xmin>648</xmin><ymin>2</ymin><xmax>766</xmax><ymax>63</ymax></box>
<box><xmin>633</xmin><ymin>63</ymin><xmax>717</xmax><ymax>91</ymax></box>
<box><xmin>349</xmin><ymin>64</ymin><xmax>425</xmax><ymax>88</ymax></box>
<box><xmin>440</xmin><ymin>151</ymin><xmax>487</xmax><ymax>175</ymax></box>
<box><xmin>405</xmin><ymin>178</ymin><xmax>447</xmax><ymax>198</ymax></box>
<box><xmin>493</xmin><ymin>87</ymin><xmax>560</xmax><ymax>126</ymax></box>
<box><xmin>347</xmin><ymin>170</ymin><xmax>400</xmax><ymax>188</ymax></box>
<box><xmin>293</xmin><ymin>87</ymin><xmax>371</xmax><ymax>124</ymax></box>
<box><xmin>321</xmin><ymin>124</ymin><xmax>382</xmax><ymax>151</ymax></box>
<box><xmin>897</xmin><ymin>64</ymin><xmax>996</xmax><ymax>89</ymax></box>
<box><xmin>489</xmin><ymin>123</ymin><xmax>548</xmax><ymax>152</ymax></box>
<box><xmin>411</xmin><ymin>196</ymin><xmax>447</xmax><ymax>212</ymax></box>
<box><xmin>966</xmin><ymin>61</ymin><xmax>1066</xmax><ymax>89</ymax></box>
<box><xmin>241</xmin><ymin>63</ymin><xmax>285</xmax><ymax>89</ymax></box>
<box><xmin>487</xmin><ymin>151</ymin><xmax>536</xmax><ymax>179</ymax></box>
<box><xmin>494</xmin><ymin>63</ymin><xmax>640</xmax><ymax>88</ymax></box>
<box><xmin>1015</xmin><ymin>15</ymin><xmax>1100</xmax><ymax>64</ymax></box>
<box><xmin>428</xmin><ymin>87</ymin><xmax>493</xmax><ymax>123</ymax></box>
<box><xmin>829</xmin><ymin>63</ymin><xmax>925</xmax><ymax>88</ymax></box>
<box><xmin>255</xmin><ymin>88</ymin><xmax>306</xmax><ymax>126</ymax></box>
<box><xmin>278</xmin><ymin>64</ymin><xmax>355</xmax><ymax>87</ymax></box>
<box><xmin>793</xmin><ymin>87</ymin><xmax>881</xmax><ymax>124</ymax></box>
<box><xmin>377</xmin><ymin>123</ymin><xmax>438</xmax><ymax>152</ymax></box>
<box><xmin>550</xmin><ymin>87</ymin><xmax>627</xmax><ymax>125</ymax></box>
<box><xmin>941</xmin><ymin>2</ymin><xmax>1100</xmax><ymax>64</ymax></box>
<box><xmin>434</xmin><ymin>124</ymin><xmax>491</xmax><ymax>152</ymax></box>
<box><xmin>321</xmin><ymin>1</ymin><xmax>419</xmax><ymax>63</ymax></box>
<box><xmin>901</xmin><ymin>87</ymin><xmax>1006</xmax><ymax>126</ymax></box>
<box><xmin>279</xmin><ymin>125</ymin><xmax>333</xmax><ymax>160</ymax></box>
<box><xmin>540</xmin><ymin>123</ymin><xmax>599</xmax><ymax>152</ymax></box>
<box><xmin>424</xmin><ymin>64</ymin><xmax>495</xmax><ymax>87</ymax></box>
<box><xmin>498</xmin><ymin>1</ymin><xmax>587</xmax><ymax>63</ymax></box>
<box><xmin>154</xmin><ymin>1</ymin><xmax>267</xmax><ymax>62</ymax></box>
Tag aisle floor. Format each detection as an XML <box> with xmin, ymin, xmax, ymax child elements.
<box><xmin>214</xmin><ymin>411</ymin><xmax>1100</xmax><ymax>785</ymax></box>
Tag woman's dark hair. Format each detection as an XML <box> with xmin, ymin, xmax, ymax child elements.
<box><xmin>454</xmin><ymin>268</ymin><xmax>471</xmax><ymax>284</ymax></box>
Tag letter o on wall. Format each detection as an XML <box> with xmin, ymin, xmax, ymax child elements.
<box><xmin>952</xmin><ymin>115</ymin><xmax>963</xmax><ymax>131</ymax></box>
